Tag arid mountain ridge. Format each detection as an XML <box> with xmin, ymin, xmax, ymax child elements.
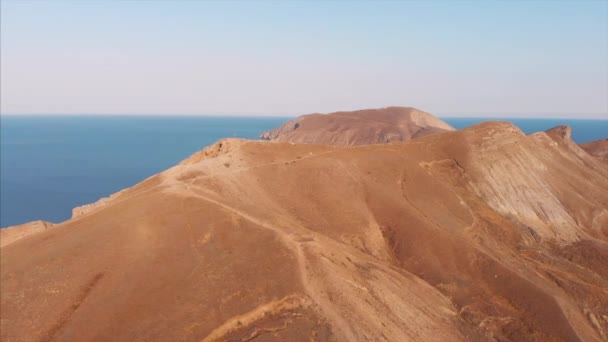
<box><xmin>1</xmin><ymin>107</ymin><xmax>608</xmax><ymax>341</ymax></box>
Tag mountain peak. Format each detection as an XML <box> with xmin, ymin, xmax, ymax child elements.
<box><xmin>545</xmin><ymin>125</ymin><xmax>572</xmax><ymax>140</ymax></box>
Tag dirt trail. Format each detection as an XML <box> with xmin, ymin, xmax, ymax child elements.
<box><xmin>172</xmin><ymin>187</ymin><xmax>358</xmax><ymax>341</ymax></box>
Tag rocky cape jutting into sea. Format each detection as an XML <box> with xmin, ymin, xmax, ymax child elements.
<box><xmin>1</xmin><ymin>107</ymin><xmax>608</xmax><ymax>341</ymax></box>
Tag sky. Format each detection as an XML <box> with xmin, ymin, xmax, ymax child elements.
<box><xmin>1</xmin><ymin>0</ymin><xmax>607</xmax><ymax>118</ymax></box>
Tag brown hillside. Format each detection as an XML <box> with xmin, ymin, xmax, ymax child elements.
<box><xmin>0</xmin><ymin>221</ymin><xmax>54</xmax><ymax>248</ymax></box>
<box><xmin>2</xmin><ymin>122</ymin><xmax>608</xmax><ymax>341</ymax></box>
<box><xmin>580</xmin><ymin>139</ymin><xmax>608</xmax><ymax>164</ymax></box>
<box><xmin>259</xmin><ymin>106</ymin><xmax>455</xmax><ymax>145</ymax></box>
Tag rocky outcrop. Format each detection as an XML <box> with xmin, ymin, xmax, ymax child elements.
<box><xmin>545</xmin><ymin>125</ymin><xmax>572</xmax><ymax>139</ymax></box>
<box><xmin>260</xmin><ymin>106</ymin><xmax>455</xmax><ymax>145</ymax></box>
<box><xmin>71</xmin><ymin>197</ymin><xmax>113</xmax><ymax>218</ymax></box>
<box><xmin>71</xmin><ymin>189</ymin><xmax>129</xmax><ymax>219</ymax></box>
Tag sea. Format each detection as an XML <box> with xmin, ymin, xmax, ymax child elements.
<box><xmin>1</xmin><ymin>115</ymin><xmax>607</xmax><ymax>227</ymax></box>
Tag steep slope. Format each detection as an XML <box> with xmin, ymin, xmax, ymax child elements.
<box><xmin>580</xmin><ymin>139</ymin><xmax>608</xmax><ymax>164</ymax></box>
<box><xmin>2</xmin><ymin>122</ymin><xmax>608</xmax><ymax>341</ymax></box>
<box><xmin>260</xmin><ymin>106</ymin><xmax>455</xmax><ymax>145</ymax></box>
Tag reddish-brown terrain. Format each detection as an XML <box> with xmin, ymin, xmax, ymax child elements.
<box><xmin>1</xmin><ymin>120</ymin><xmax>608</xmax><ymax>341</ymax></box>
<box><xmin>580</xmin><ymin>139</ymin><xmax>608</xmax><ymax>164</ymax></box>
<box><xmin>0</xmin><ymin>221</ymin><xmax>54</xmax><ymax>248</ymax></box>
<box><xmin>260</xmin><ymin>106</ymin><xmax>455</xmax><ymax>145</ymax></box>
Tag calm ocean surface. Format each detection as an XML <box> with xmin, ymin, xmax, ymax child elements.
<box><xmin>1</xmin><ymin>115</ymin><xmax>607</xmax><ymax>227</ymax></box>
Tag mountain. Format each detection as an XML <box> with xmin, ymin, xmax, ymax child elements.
<box><xmin>580</xmin><ymin>139</ymin><xmax>608</xmax><ymax>164</ymax></box>
<box><xmin>2</xmin><ymin>122</ymin><xmax>608</xmax><ymax>341</ymax></box>
<box><xmin>259</xmin><ymin>106</ymin><xmax>455</xmax><ymax>145</ymax></box>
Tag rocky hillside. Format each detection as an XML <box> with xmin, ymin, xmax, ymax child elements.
<box><xmin>580</xmin><ymin>139</ymin><xmax>608</xmax><ymax>164</ymax></box>
<box><xmin>2</xmin><ymin>122</ymin><xmax>608</xmax><ymax>341</ymax></box>
<box><xmin>260</xmin><ymin>106</ymin><xmax>455</xmax><ymax>145</ymax></box>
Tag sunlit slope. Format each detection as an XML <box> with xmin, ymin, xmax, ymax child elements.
<box><xmin>2</xmin><ymin>122</ymin><xmax>608</xmax><ymax>341</ymax></box>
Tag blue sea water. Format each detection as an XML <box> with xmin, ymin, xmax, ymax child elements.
<box><xmin>0</xmin><ymin>116</ymin><xmax>288</xmax><ymax>227</ymax></box>
<box><xmin>1</xmin><ymin>115</ymin><xmax>606</xmax><ymax>227</ymax></box>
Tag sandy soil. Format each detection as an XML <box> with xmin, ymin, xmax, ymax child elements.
<box><xmin>1</xmin><ymin>121</ymin><xmax>608</xmax><ymax>341</ymax></box>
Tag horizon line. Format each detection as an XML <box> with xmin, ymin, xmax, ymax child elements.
<box><xmin>1</xmin><ymin>113</ymin><xmax>607</xmax><ymax>120</ymax></box>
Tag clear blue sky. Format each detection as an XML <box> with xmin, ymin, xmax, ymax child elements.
<box><xmin>1</xmin><ymin>0</ymin><xmax>607</xmax><ymax>117</ymax></box>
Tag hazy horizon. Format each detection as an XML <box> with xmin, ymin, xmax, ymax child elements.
<box><xmin>1</xmin><ymin>1</ymin><xmax>607</xmax><ymax>118</ymax></box>
<box><xmin>1</xmin><ymin>111</ymin><xmax>607</xmax><ymax>119</ymax></box>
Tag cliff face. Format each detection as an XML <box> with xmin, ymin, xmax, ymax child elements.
<box><xmin>260</xmin><ymin>106</ymin><xmax>455</xmax><ymax>145</ymax></box>
<box><xmin>2</xmin><ymin>122</ymin><xmax>608</xmax><ymax>341</ymax></box>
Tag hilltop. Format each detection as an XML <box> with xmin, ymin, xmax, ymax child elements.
<box><xmin>260</xmin><ymin>106</ymin><xmax>455</xmax><ymax>145</ymax></box>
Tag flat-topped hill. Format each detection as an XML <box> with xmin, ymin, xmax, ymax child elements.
<box><xmin>260</xmin><ymin>106</ymin><xmax>455</xmax><ymax>145</ymax></box>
